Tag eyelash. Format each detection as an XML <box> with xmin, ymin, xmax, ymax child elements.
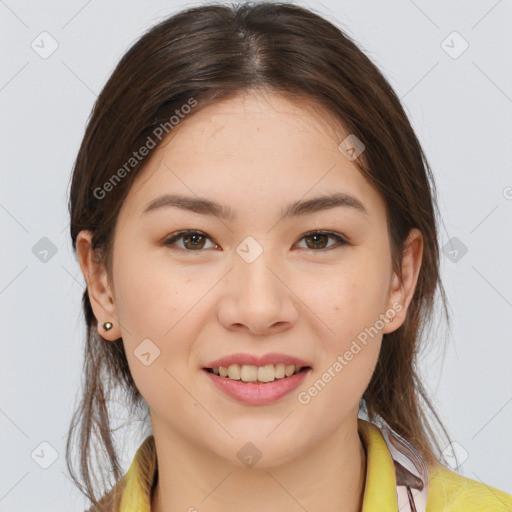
<box><xmin>162</xmin><ymin>230</ymin><xmax>349</xmax><ymax>252</ymax></box>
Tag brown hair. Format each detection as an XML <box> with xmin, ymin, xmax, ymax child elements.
<box><xmin>66</xmin><ymin>1</ymin><xmax>454</xmax><ymax>509</ymax></box>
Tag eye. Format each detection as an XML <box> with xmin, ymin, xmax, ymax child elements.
<box><xmin>163</xmin><ymin>229</ymin><xmax>348</xmax><ymax>252</ymax></box>
<box><xmin>295</xmin><ymin>230</ymin><xmax>348</xmax><ymax>251</ymax></box>
<box><xmin>163</xmin><ymin>230</ymin><xmax>218</xmax><ymax>251</ymax></box>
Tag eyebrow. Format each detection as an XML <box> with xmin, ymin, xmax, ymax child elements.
<box><xmin>141</xmin><ymin>192</ymin><xmax>368</xmax><ymax>221</ymax></box>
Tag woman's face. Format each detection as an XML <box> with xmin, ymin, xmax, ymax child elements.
<box><xmin>79</xmin><ymin>89</ymin><xmax>421</xmax><ymax>467</ymax></box>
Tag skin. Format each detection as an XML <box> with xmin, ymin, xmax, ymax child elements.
<box><xmin>77</xmin><ymin>88</ymin><xmax>423</xmax><ymax>512</ymax></box>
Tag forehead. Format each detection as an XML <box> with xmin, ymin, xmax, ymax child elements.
<box><xmin>118</xmin><ymin>89</ymin><xmax>386</xmax><ymax>224</ymax></box>
<box><xmin>162</xmin><ymin>90</ymin><xmax>347</xmax><ymax>154</ymax></box>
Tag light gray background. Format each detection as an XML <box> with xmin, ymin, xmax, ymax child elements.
<box><xmin>1</xmin><ymin>0</ymin><xmax>511</xmax><ymax>510</ymax></box>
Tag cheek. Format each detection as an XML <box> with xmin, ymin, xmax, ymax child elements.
<box><xmin>295</xmin><ymin>251</ymin><xmax>388</xmax><ymax>407</ymax></box>
<box><xmin>298</xmin><ymin>267</ymin><xmax>384</xmax><ymax>419</ymax></box>
<box><xmin>112</xmin><ymin>245</ymin><xmax>186</xmax><ymax>337</ymax></box>
<box><xmin>302</xmin><ymin>253</ymin><xmax>391</xmax><ymax>341</ymax></box>
<box><xmin>111</xmin><ymin>246</ymin><xmax>206</xmax><ymax>394</ymax></box>
<box><xmin>297</xmin><ymin>319</ymin><xmax>381</xmax><ymax>441</ymax></box>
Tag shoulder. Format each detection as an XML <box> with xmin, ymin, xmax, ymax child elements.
<box><xmin>426</xmin><ymin>462</ymin><xmax>512</xmax><ymax>511</ymax></box>
<box><xmin>84</xmin><ymin>435</ymin><xmax>156</xmax><ymax>512</ymax></box>
<box><xmin>83</xmin><ymin>477</ymin><xmax>127</xmax><ymax>512</ymax></box>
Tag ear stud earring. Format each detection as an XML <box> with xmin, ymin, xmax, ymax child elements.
<box><xmin>103</xmin><ymin>322</ymin><xmax>113</xmax><ymax>331</ymax></box>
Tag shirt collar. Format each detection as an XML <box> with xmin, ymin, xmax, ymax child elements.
<box><xmin>119</xmin><ymin>418</ymin><xmax>399</xmax><ymax>511</ymax></box>
<box><xmin>358</xmin><ymin>418</ymin><xmax>399</xmax><ymax>512</ymax></box>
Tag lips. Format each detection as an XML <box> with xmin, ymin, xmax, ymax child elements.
<box><xmin>203</xmin><ymin>352</ymin><xmax>312</xmax><ymax>369</ymax></box>
<box><xmin>203</xmin><ymin>365</ymin><xmax>312</xmax><ymax>405</ymax></box>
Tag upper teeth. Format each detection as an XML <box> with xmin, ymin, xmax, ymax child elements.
<box><xmin>211</xmin><ymin>363</ymin><xmax>303</xmax><ymax>382</ymax></box>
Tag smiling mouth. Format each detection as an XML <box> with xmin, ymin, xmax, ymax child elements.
<box><xmin>204</xmin><ymin>363</ymin><xmax>311</xmax><ymax>384</ymax></box>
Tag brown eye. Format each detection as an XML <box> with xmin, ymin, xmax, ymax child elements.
<box><xmin>296</xmin><ymin>231</ymin><xmax>347</xmax><ymax>251</ymax></box>
<box><xmin>163</xmin><ymin>230</ymin><xmax>348</xmax><ymax>253</ymax></box>
<box><xmin>182</xmin><ymin>233</ymin><xmax>206</xmax><ymax>250</ymax></box>
<box><xmin>163</xmin><ymin>230</ymin><xmax>216</xmax><ymax>251</ymax></box>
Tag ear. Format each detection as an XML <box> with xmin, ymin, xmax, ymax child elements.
<box><xmin>382</xmin><ymin>228</ymin><xmax>423</xmax><ymax>334</ymax></box>
<box><xmin>76</xmin><ymin>230</ymin><xmax>121</xmax><ymax>341</ymax></box>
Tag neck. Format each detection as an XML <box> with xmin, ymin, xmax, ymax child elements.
<box><xmin>150</xmin><ymin>415</ymin><xmax>367</xmax><ymax>512</ymax></box>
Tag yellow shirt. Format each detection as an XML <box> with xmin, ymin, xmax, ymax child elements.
<box><xmin>95</xmin><ymin>418</ymin><xmax>512</xmax><ymax>511</ymax></box>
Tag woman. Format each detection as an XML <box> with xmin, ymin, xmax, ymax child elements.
<box><xmin>66</xmin><ymin>2</ymin><xmax>512</xmax><ymax>511</ymax></box>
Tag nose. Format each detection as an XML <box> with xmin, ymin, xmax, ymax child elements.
<box><xmin>216</xmin><ymin>248</ymin><xmax>299</xmax><ymax>336</ymax></box>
